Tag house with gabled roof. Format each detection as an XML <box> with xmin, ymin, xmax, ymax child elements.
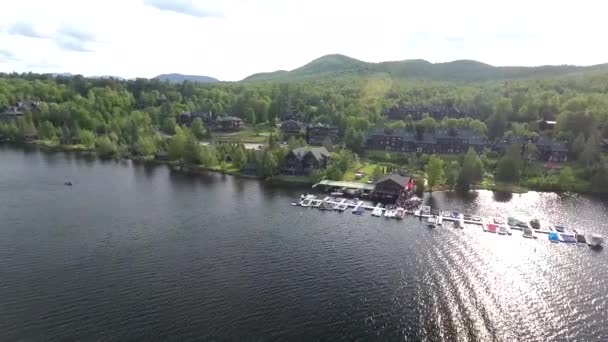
<box><xmin>280</xmin><ymin>146</ymin><xmax>331</xmax><ymax>175</ymax></box>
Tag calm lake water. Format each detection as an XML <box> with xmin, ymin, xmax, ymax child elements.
<box><xmin>1</xmin><ymin>145</ymin><xmax>607</xmax><ymax>341</ymax></box>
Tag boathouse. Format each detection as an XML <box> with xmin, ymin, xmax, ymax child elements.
<box><xmin>372</xmin><ymin>173</ymin><xmax>412</xmax><ymax>199</ymax></box>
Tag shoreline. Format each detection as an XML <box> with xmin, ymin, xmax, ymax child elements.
<box><xmin>2</xmin><ymin>140</ymin><xmax>603</xmax><ymax>197</ymax></box>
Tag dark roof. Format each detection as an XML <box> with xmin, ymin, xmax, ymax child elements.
<box><xmin>376</xmin><ymin>173</ymin><xmax>410</xmax><ymax>187</ymax></box>
<box><xmin>367</xmin><ymin>128</ymin><xmax>486</xmax><ymax>145</ymax></box>
<box><xmin>216</xmin><ymin>116</ymin><xmax>242</xmax><ymax>122</ymax></box>
<box><xmin>2</xmin><ymin>107</ymin><xmax>23</xmax><ymax>115</ymax></box>
<box><xmin>291</xmin><ymin>146</ymin><xmax>331</xmax><ymax>161</ymax></box>
<box><xmin>534</xmin><ymin>136</ymin><xmax>567</xmax><ymax>152</ymax></box>
<box><xmin>281</xmin><ymin>119</ymin><xmax>301</xmax><ymax>126</ymax></box>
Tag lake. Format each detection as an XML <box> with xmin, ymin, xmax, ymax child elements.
<box><xmin>1</xmin><ymin>145</ymin><xmax>607</xmax><ymax>341</ymax></box>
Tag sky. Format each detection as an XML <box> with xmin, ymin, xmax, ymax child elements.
<box><xmin>0</xmin><ymin>0</ymin><xmax>606</xmax><ymax>81</ymax></box>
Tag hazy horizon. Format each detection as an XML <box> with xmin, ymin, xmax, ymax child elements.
<box><xmin>1</xmin><ymin>0</ymin><xmax>607</xmax><ymax>81</ymax></box>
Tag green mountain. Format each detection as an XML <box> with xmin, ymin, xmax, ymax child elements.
<box><xmin>154</xmin><ymin>73</ymin><xmax>219</xmax><ymax>83</ymax></box>
<box><xmin>243</xmin><ymin>54</ymin><xmax>608</xmax><ymax>82</ymax></box>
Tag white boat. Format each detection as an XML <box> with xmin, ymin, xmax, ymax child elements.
<box><xmin>427</xmin><ymin>216</ymin><xmax>436</xmax><ymax>228</ymax></box>
<box><xmin>384</xmin><ymin>209</ymin><xmax>395</xmax><ymax>218</ymax></box>
<box><xmin>586</xmin><ymin>234</ymin><xmax>604</xmax><ymax>248</ymax></box>
<box><xmin>437</xmin><ymin>215</ymin><xmax>443</xmax><ymax>226</ymax></box>
<box><xmin>372</xmin><ymin>206</ymin><xmax>384</xmax><ymax>217</ymax></box>
<box><xmin>330</xmin><ymin>191</ymin><xmax>343</xmax><ymax>197</ymax></box>
<box><xmin>394</xmin><ymin>207</ymin><xmax>405</xmax><ymax>219</ymax></box>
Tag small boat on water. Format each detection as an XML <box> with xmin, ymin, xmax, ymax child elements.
<box><xmin>523</xmin><ymin>227</ymin><xmax>537</xmax><ymax>239</ymax></box>
<box><xmin>291</xmin><ymin>199</ymin><xmax>301</xmax><ymax>206</ymax></box>
<box><xmin>560</xmin><ymin>233</ymin><xmax>577</xmax><ymax>243</ymax></box>
<box><xmin>548</xmin><ymin>232</ymin><xmax>560</xmax><ymax>243</ymax></box>
<box><xmin>436</xmin><ymin>214</ymin><xmax>443</xmax><ymax>226</ymax></box>
<box><xmin>486</xmin><ymin>223</ymin><xmax>498</xmax><ymax>233</ymax></box>
<box><xmin>508</xmin><ymin>216</ymin><xmax>529</xmax><ymax>229</ymax></box>
<box><xmin>497</xmin><ymin>225</ymin><xmax>511</xmax><ymax>235</ymax></box>
<box><xmin>427</xmin><ymin>216</ymin><xmax>436</xmax><ymax>229</ymax></box>
<box><xmin>372</xmin><ymin>205</ymin><xmax>384</xmax><ymax>217</ymax></box>
<box><xmin>586</xmin><ymin>234</ymin><xmax>604</xmax><ymax>248</ymax></box>
<box><xmin>394</xmin><ymin>207</ymin><xmax>405</xmax><ymax>219</ymax></box>
<box><xmin>64</xmin><ymin>181</ymin><xmax>73</xmax><ymax>186</ymax></box>
<box><xmin>384</xmin><ymin>208</ymin><xmax>395</xmax><ymax>218</ymax></box>
<box><xmin>352</xmin><ymin>205</ymin><xmax>365</xmax><ymax>215</ymax></box>
<box><xmin>555</xmin><ymin>225</ymin><xmax>566</xmax><ymax>233</ymax></box>
<box><xmin>494</xmin><ymin>217</ymin><xmax>505</xmax><ymax>225</ymax></box>
<box><xmin>574</xmin><ymin>230</ymin><xmax>587</xmax><ymax>243</ymax></box>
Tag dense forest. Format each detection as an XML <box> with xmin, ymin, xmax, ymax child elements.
<box><xmin>1</xmin><ymin>55</ymin><xmax>608</xmax><ymax>193</ymax></box>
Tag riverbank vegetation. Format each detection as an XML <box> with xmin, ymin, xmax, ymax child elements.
<box><xmin>1</xmin><ymin>71</ymin><xmax>608</xmax><ymax>194</ymax></box>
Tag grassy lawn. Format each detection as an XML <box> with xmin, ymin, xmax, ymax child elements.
<box><xmin>210</xmin><ymin>128</ymin><xmax>278</xmax><ymax>144</ymax></box>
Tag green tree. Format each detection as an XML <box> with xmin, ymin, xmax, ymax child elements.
<box><xmin>558</xmin><ymin>166</ymin><xmax>576</xmax><ymax>190</ymax></box>
<box><xmin>38</xmin><ymin>120</ymin><xmax>57</xmax><ymax>141</ymax></box>
<box><xmin>344</xmin><ymin>127</ymin><xmax>365</xmax><ymax>153</ymax></box>
<box><xmin>446</xmin><ymin>160</ymin><xmax>461</xmax><ymax>190</ymax></box>
<box><xmin>487</xmin><ymin>112</ymin><xmax>507</xmax><ymax>139</ymax></box>
<box><xmin>135</xmin><ymin>136</ymin><xmax>157</xmax><ymax>156</ymax></box>
<box><xmin>571</xmin><ymin>133</ymin><xmax>586</xmax><ymax>159</ymax></box>
<box><xmin>495</xmin><ymin>145</ymin><xmax>522</xmax><ymax>184</ymax></box>
<box><xmin>79</xmin><ymin>129</ymin><xmax>96</xmax><ymax>148</ymax></box>
<box><xmin>162</xmin><ymin>117</ymin><xmax>176</xmax><ymax>135</ymax></box>
<box><xmin>414</xmin><ymin>177</ymin><xmax>425</xmax><ymax>197</ymax></box>
<box><xmin>426</xmin><ymin>155</ymin><xmax>444</xmax><ymax>192</ymax></box>
<box><xmin>372</xmin><ymin>165</ymin><xmax>383</xmax><ymax>180</ymax></box>
<box><xmin>95</xmin><ymin>136</ymin><xmax>117</xmax><ymax>158</ymax></box>
<box><xmin>580</xmin><ymin>133</ymin><xmax>600</xmax><ymax>167</ymax></box>
<box><xmin>182</xmin><ymin>134</ymin><xmax>202</xmax><ymax>164</ymax></box>
<box><xmin>191</xmin><ymin>117</ymin><xmax>206</xmax><ymax>140</ymax></box>
<box><xmin>168</xmin><ymin>126</ymin><xmax>187</xmax><ymax>161</ymax></box>
<box><xmin>456</xmin><ymin>148</ymin><xmax>484</xmax><ymax>192</ymax></box>
<box><xmin>232</xmin><ymin>145</ymin><xmax>248</xmax><ymax>169</ymax></box>
<box><xmin>260</xmin><ymin>149</ymin><xmax>277</xmax><ymax>177</ymax></box>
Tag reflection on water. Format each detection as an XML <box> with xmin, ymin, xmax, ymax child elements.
<box><xmin>0</xmin><ymin>145</ymin><xmax>607</xmax><ymax>341</ymax></box>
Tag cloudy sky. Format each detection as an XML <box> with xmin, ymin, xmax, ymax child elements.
<box><xmin>0</xmin><ymin>0</ymin><xmax>606</xmax><ymax>81</ymax></box>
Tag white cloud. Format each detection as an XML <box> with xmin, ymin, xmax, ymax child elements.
<box><xmin>0</xmin><ymin>0</ymin><xmax>607</xmax><ymax>80</ymax></box>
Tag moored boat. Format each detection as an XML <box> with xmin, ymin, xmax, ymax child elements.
<box><xmin>548</xmin><ymin>231</ymin><xmax>560</xmax><ymax>243</ymax></box>
<box><xmin>486</xmin><ymin>223</ymin><xmax>498</xmax><ymax>233</ymax></box>
<box><xmin>586</xmin><ymin>234</ymin><xmax>604</xmax><ymax>248</ymax></box>
<box><xmin>497</xmin><ymin>225</ymin><xmax>511</xmax><ymax>235</ymax></box>
<box><xmin>522</xmin><ymin>227</ymin><xmax>537</xmax><ymax>239</ymax></box>
<box><xmin>427</xmin><ymin>216</ymin><xmax>436</xmax><ymax>229</ymax></box>
<box><xmin>560</xmin><ymin>233</ymin><xmax>577</xmax><ymax>243</ymax></box>
<box><xmin>372</xmin><ymin>205</ymin><xmax>384</xmax><ymax>217</ymax></box>
<box><xmin>394</xmin><ymin>207</ymin><xmax>405</xmax><ymax>219</ymax></box>
<box><xmin>352</xmin><ymin>206</ymin><xmax>365</xmax><ymax>215</ymax></box>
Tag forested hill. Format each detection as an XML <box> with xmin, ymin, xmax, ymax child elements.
<box><xmin>244</xmin><ymin>54</ymin><xmax>608</xmax><ymax>82</ymax></box>
<box><xmin>153</xmin><ymin>73</ymin><xmax>219</xmax><ymax>83</ymax></box>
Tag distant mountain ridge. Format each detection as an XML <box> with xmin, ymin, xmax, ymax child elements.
<box><xmin>154</xmin><ymin>73</ymin><xmax>219</xmax><ymax>83</ymax></box>
<box><xmin>243</xmin><ymin>54</ymin><xmax>608</xmax><ymax>82</ymax></box>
